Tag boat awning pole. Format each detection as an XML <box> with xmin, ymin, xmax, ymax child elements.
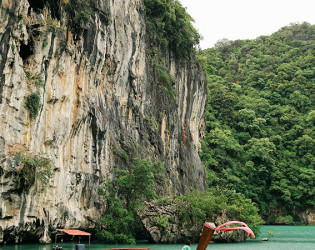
<box><xmin>55</xmin><ymin>234</ymin><xmax>63</xmax><ymax>246</ymax></box>
<box><xmin>196</xmin><ymin>223</ymin><xmax>215</xmax><ymax>250</ymax></box>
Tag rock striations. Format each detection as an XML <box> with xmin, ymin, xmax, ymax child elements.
<box><xmin>0</xmin><ymin>0</ymin><xmax>207</xmax><ymax>244</ymax></box>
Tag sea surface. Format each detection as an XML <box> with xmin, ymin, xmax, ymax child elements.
<box><xmin>0</xmin><ymin>226</ymin><xmax>314</xmax><ymax>250</ymax></box>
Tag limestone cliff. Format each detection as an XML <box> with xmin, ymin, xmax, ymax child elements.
<box><xmin>0</xmin><ymin>0</ymin><xmax>207</xmax><ymax>244</ymax></box>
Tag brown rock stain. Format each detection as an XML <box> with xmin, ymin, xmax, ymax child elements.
<box><xmin>57</xmin><ymin>72</ymin><xmax>65</xmax><ymax>82</ymax></box>
<box><xmin>6</xmin><ymin>143</ymin><xmax>29</xmax><ymax>157</ymax></box>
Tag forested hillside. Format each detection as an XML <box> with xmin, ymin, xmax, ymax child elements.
<box><xmin>199</xmin><ymin>22</ymin><xmax>315</xmax><ymax>223</ymax></box>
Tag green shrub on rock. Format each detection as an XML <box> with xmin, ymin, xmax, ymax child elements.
<box><xmin>25</xmin><ymin>91</ymin><xmax>41</xmax><ymax>119</ymax></box>
<box><xmin>15</xmin><ymin>152</ymin><xmax>53</xmax><ymax>191</ymax></box>
<box><xmin>97</xmin><ymin>158</ymin><xmax>166</xmax><ymax>244</ymax></box>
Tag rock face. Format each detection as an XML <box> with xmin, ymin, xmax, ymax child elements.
<box><xmin>0</xmin><ymin>0</ymin><xmax>207</xmax><ymax>244</ymax></box>
<box><xmin>138</xmin><ymin>200</ymin><xmax>246</xmax><ymax>244</ymax></box>
<box><xmin>298</xmin><ymin>209</ymin><xmax>315</xmax><ymax>224</ymax></box>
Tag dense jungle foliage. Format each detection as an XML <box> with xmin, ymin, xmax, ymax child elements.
<box><xmin>198</xmin><ymin>22</ymin><xmax>315</xmax><ymax>223</ymax></box>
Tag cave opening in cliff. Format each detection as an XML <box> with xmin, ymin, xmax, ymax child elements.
<box><xmin>28</xmin><ymin>0</ymin><xmax>45</xmax><ymax>13</ymax></box>
<box><xmin>19</xmin><ymin>40</ymin><xmax>34</xmax><ymax>63</ymax></box>
<box><xmin>28</xmin><ymin>0</ymin><xmax>61</xmax><ymax>20</ymax></box>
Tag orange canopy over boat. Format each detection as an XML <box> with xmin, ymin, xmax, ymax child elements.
<box><xmin>57</xmin><ymin>229</ymin><xmax>91</xmax><ymax>236</ymax></box>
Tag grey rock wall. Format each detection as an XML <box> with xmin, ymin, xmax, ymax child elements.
<box><xmin>0</xmin><ymin>0</ymin><xmax>207</xmax><ymax>244</ymax></box>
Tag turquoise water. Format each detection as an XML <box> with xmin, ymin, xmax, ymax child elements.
<box><xmin>0</xmin><ymin>226</ymin><xmax>314</xmax><ymax>250</ymax></box>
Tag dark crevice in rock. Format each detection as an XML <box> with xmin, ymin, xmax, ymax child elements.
<box><xmin>18</xmin><ymin>194</ymin><xmax>27</xmax><ymax>226</ymax></box>
<box><xmin>2</xmin><ymin>216</ymin><xmax>13</xmax><ymax>220</ymax></box>
<box><xmin>28</xmin><ymin>0</ymin><xmax>44</xmax><ymax>13</ymax></box>
<box><xmin>28</xmin><ymin>0</ymin><xmax>61</xmax><ymax>20</ymax></box>
<box><xmin>29</xmin><ymin>24</ymin><xmax>41</xmax><ymax>37</ymax></box>
<box><xmin>0</xmin><ymin>27</ymin><xmax>12</xmax><ymax>104</ymax></box>
<box><xmin>19</xmin><ymin>40</ymin><xmax>34</xmax><ymax>63</ymax></box>
<box><xmin>89</xmin><ymin>108</ymin><xmax>106</xmax><ymax>165</ymax></box>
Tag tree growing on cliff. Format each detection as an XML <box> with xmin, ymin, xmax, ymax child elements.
<box><xmin>97</xmin><ymin>158</ymin><xmax>166</xmax><ymax>243</ymax></box>
<box><xmin>97</xmin><ymin>181</ymin><xmax>136</xmax><ymax>244</ymax></box>
<box><xmin>144</xmin><ymin>0</ymin><xmax>200</xmax><ymax>59</ymax></box>
<box><xmin>25</xmin><ymin>91</ymin><xmax>41</xmax><ymax>119</ymax></box>
<box><xmin>15</xmin><ymin>152</ymin><xmax>53</xmax><ymax>192</ymax></box>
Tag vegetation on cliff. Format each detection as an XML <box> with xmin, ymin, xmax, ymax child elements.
<box><xmin>25</xmin><ymin>92</ymin><xmax>41</xmax><ymax>119</ymax></box>
<box><xmin>144</xmin><ymin>0</ymin><xmax>200</xmax><ymax>59</ymax></box>
<box><xmin>198</xmin><ymin>22</ymin><xmax>315</xmax><ymax>223</ymax></box>
<box><xmin>97</xmin><ymin>158</ymin><xmax>166</xmax><ymax>244</ymax></box>
<box><xmin>15</xmin><ymin>152</ymin><xmax>53</xmax><ymax>191</ymax></box>
<box><xmin>144</xmin><ymin>0</ymin><xmax>201</xmax><ymax>106</ymax></box>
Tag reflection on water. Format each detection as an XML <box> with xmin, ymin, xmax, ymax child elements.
<box><xmin>0</xmin><ymin>226</ymin><xmax>314</xmax><ymax>250</ymax></box>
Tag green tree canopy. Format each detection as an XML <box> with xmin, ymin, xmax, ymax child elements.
<box><xmin>199</xmin><ymin>22</ymin><xmax>315</xmax><ymax>222</ymax></box>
